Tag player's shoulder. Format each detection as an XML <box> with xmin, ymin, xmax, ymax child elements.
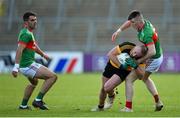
<box><xmin>144</xmin><ymin>20</ymin><xmax>154</xmax><ymax>33</ymax></box>
<box><xmin>19</xmin><ymin>28</ymin><xmax>32</xmax><ymax>36</ymax></box>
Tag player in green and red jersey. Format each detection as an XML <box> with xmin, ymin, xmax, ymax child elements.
<box><xmin>111</xmin><ymin>10</ymin><xmax>163</xmax><ymax>111</ymax></box>
<box><xmin>12</xmin><ymin>11</ymin><xmax>57</xmax><ymax>110</ymax></box>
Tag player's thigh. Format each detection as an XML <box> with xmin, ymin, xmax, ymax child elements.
<box><xmin>104</xmin><ymin>74</ymin><xmax>122</xmax><ymax>91</ymax></box>
<box><xmin>35</xmin><ymin>65</ymin><xmax>56</xmax><ymax>80</ymax></box>
<box><xmin>143</xmin><ymin>71</ymin><xmax>152</xmax><ymax>81</ymax></box>
<box><xmin>101</xmin><ymin>76</ymin><xmax>109</xmax><ymax>86</ymax></box>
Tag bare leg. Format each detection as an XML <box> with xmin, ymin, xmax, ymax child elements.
<box><xmin>125</xmin><ymin>70</ymin><xmax>138</xmax><ymax>102</ymax></box>
<box><xmin>104</xmin><ymin>74</ymin><xmax>122</xmax><ymax>93</ymax></box>
<box><xmin>31</xmin><ymin>66</ymin><xmax>57</xmax><ymax>110</ymax></box>
<box><xmin>35</xmin><ymin>66</ymin><xmax>57</xmax><ymax>98</ymax></box>
<box><xmin>123</xmin><ymin>70</ymin><xmax>138</xmax><ymax>111</ymax></box>
<box><xmin>99</xmin><ymin>76</ymin><xmax>109</xmax><ymax>106</ymax></box>
<box><xmin>142</xmin><ymin>71</ymin><xmax>163</xmax><ymax>111</ymax></box>
<box><xmin>96</xmin><ymin>74</ymin><xmax>121</xmax><ymax>108</ymax></box>
<box><xmin>143</xmin><ymin>78</ymin><xmax>158</xmax><ymax>99</ymax></box>
<box><xmin>20</xmin><ymin>78</ymin><xmax>38</xmax><ymax>107</ymax></box>
<box><xmin>104</xmin><ymin>74</ymin><xmax>122</xmax><ymax>109</ymax></box>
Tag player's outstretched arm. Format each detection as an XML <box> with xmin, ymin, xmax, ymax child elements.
<box><xmin>111</xmin><ymin>21</ymin><xmax>131</xmax><ymax>42</ymax></box>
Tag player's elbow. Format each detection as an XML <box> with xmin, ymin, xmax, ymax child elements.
<box><xmin>107</xmin><ymin>52</ymin><xmax>113</xmax><ymax>60</ymax></box>
<box><xmin>149</xmin><ymin>49</ymin><xmax>156</xmax><ymax>57</ymax></box>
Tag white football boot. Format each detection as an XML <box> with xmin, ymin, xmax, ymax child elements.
<box><xmin>155</xmin><ymin>100</ymin><xmax>163</xmax><ymax>111</ymax></box>
<box><xmin>104</xmin><ymin>96</ymin><xmax>115</xmax><ymax>109</ymax></box>
<box><xmin>120</xmin><ymin>107</ymin><xmax>133</xmax><ymax>112</ymax></box>
<box><xmin>91</xmin><ymin>106</ymin><xmax>104</xmax><ymax>112</ymax></box>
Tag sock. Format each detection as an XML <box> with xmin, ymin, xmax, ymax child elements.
<box><xmin>108</xmin><ymin>93</ymin><xmax>115</xmax><ymax>98</ymax></box>
<box><xmin>126</xmin><ymin>101</ymin><xmax>132</xmax><ymax>109</ymax></box>
<box><xmin>35</xmin><ymin>92</ymin><xmax>45</xmax><ymax>101</ymax></box>
<box><xmin>98</xmin><ymin>104</ymin><xmax>104</xmax><ymax>109</ymax></box>
<box><xmin>154</xmin><ymin>94</ymin><xmax>159</xmax><ymax>103</ymax></box>
<box><xmin>21</xmin><ymin>99</ymin><xmax>28</xmax><ymax>106</ymax></box>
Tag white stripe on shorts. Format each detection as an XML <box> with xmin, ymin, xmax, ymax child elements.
<box><xmin>19</xmin><ymin>62</ymin><xmax>42</xmax><ymax>79</ymax></box>
<box><xmin>145</xmin><ymin>55</ymin><xmax>163</xmax><ymax>73</ymax></box>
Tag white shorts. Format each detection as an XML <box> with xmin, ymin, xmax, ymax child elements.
<box><xmin>19</xmin><ymin>62</ymin><xmax>42</xmax><ymax>79</ymax></box>
<box><xmin>145</xmin><ymin>55</ymin><xmax>163</xmax><ymax>73</ymax></box>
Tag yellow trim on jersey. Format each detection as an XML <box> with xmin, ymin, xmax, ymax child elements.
<box><xmin>139</xmin><ymin>63</ymin><xmax>146</xmax><ymax>67</ymax></box>
<box><xmin>116</xmin><ymin>46</ymin><xmax>121</xmax><ymax>54</ymax></box>
<box><xmin>110</xmin><ymin>60</ymin><xmax>119</xmax><ymax>69</ymax></box>
<box><xmin>120</xmin><ymin>45</ymin><xmax>134</xmax><ymax>52</ymax></box>
<box><xmin>109</xmin><ymin>43</ymin><xmax>139</xmax><ymax>70</ymax></box>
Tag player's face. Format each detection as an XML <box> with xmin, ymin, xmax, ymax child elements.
<box><xmin>131</xmin><ymin>20</ymin><xmax>139</xmax><ymax>30</ymax></box>
<box><xmin>130</xmin><ymin>17</ymin><xmax>144</xmax><ymax>31</ymax></box>
<box><xmin>130</xmin><ymin>46</ymin><xmax>143</xmax><ymax>58</ymax></box>
<box><xmin>27</xmin><ymin>16</ymin><xmax>37</xmax><ymax>30</ymax></box>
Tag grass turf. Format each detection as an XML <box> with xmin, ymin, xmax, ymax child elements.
<box><xmin>0</xmin><ymin>73</ymin><xmax>180</xmax><ymax>117</ymax></box>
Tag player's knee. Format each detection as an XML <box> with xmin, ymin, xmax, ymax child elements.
<box><xmin>30</xmin><ymin>81</ymin><xmax>38</xmax><ymax>88</ymax></box>
<box><xmin>30</xmin><ymin>78</ymin><xmax>38</xmax><ymax>87</ymax></box>
<box><xmin>30</xmin><ymin>84</ymin><xmax>37</xmax><ymax>88</ymax></box>
<box><xmin>53</xmin><ymin>74</ymin><xmax>58</xmax><ymax>82</ymax></box>
<box><xmin>49</xmin><ymin>73</ymin><xmax>58</xmax><ymax>83</ymax></box>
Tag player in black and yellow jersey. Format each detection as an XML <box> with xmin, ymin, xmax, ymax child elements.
<box><xmin>91</xmin><ymin>42</ymin><xmax>161</xmax><ymax>112</ymax></box>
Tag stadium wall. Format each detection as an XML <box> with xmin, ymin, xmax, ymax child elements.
<box><xmin>0</xmin><ymin>51</ymin><xmax>180</xmax><ymax>73</ymax></box>
<box><xmin>84</xmin><ymin>52</ymin><xmax>180</xmax><ymax>73</ymax></box>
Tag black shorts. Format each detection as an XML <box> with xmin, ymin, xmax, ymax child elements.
<box><xmin>102</xmin><ymin>62</ymin><xmax>131</xmax><ymax>81</ymax></box>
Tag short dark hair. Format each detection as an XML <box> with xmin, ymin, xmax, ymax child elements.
<box><xmin>128</xmin><ymin>10</ymin><xmax>141</xmax><ymax>20</ymax></box>
<box><xmin>23</xmin><ymin>11</ymin><xmax>37</xmax><ymax>21</ymax></box>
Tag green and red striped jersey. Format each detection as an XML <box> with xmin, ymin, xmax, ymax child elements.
<box><xmin>137</xmin><ymin>20</ymin><xmax>163</xmax><ymax>58</ymax></box>
<box><xmin>18</xmin><ymin>28</ymin><xmax>36</xmax><ymax>67</ymax></box>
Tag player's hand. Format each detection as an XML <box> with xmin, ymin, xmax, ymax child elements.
<box><xmin>111</xmin><ymin>32</ymin><xmax>118</xmax><ymax>42</ymax></box>
<box><xmin>12</xmin><ymin>64</ymin><xmax>19</xmax><ymax>78</ymax></box>
<box><xmin>43</xmin><ymin>53</ymin><xmax>52</xmax><ymax>61</ymax></box>
<box><xmin>125</xmin><ymin>57</ymin><xmax>138</xmax><ymax>69</ymax></box>
<box><xmin>121</xmin><ymin>62</ymin><xmax>129</xmax><ymax>70</ymax></box>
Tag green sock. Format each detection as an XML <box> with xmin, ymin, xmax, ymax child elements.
<box><xmin>21</xmin><ymin>99</ymin><xmax>28</xmax><ymax>106</ymax></box>
<box><xmin>36</xmin><ymin>92</ymin><xmax>45</xmax><ymax>101</ymax></box>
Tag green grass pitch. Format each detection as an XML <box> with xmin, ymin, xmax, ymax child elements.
<box><xmin>0</xmin><ymin>73</ymin><xmax>180</xmax><ymax>117</ymax></box>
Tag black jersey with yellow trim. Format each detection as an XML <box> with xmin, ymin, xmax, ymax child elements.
<box><xmin>109</xmin><ymin>42</ymin><xmax>136</xmax><ymax>69</ymax></box>
<box><xmin>109</xmin><ymin>42</ymin><xmax>146</xmax><ymax>70</ymax></box>
<box><xmin>119</xmin><ymin>42</ymin><xmax>136</xmax><ymax>54</ymax></box>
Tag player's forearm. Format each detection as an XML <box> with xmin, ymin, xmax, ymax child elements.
<box><xmin>15</xmin><ymin>47</ymin><xmax>23</xmax><ymax>64</ymax></box>
<box><xmin>137</xmin><ymin>48</ymin><xmax>156</xmax><ymax>64</ymax></box>
<box><xmin>35</xmin><ymin>44</ymin><xmax>45</xmax><ymax>57</ymax></box>
<box><xmin>137</xmin><ymin>44</ymin><xmax>156</xmax><ymax>64</ymax></box>
<box><xmin>116</xmin><ymin>20</ymin><xmax>131</xmax><ymax>34</ymax></box>
<box><xmin>137</xmin><ymin>54</ymin><xmax>150</xmax><ymax>64</ymax></box>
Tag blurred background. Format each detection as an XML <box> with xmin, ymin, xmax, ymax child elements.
<box><xmin>0</xmin><ymin>0</ymin><xmax>180</xmax><ymax>73</ymax></box>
